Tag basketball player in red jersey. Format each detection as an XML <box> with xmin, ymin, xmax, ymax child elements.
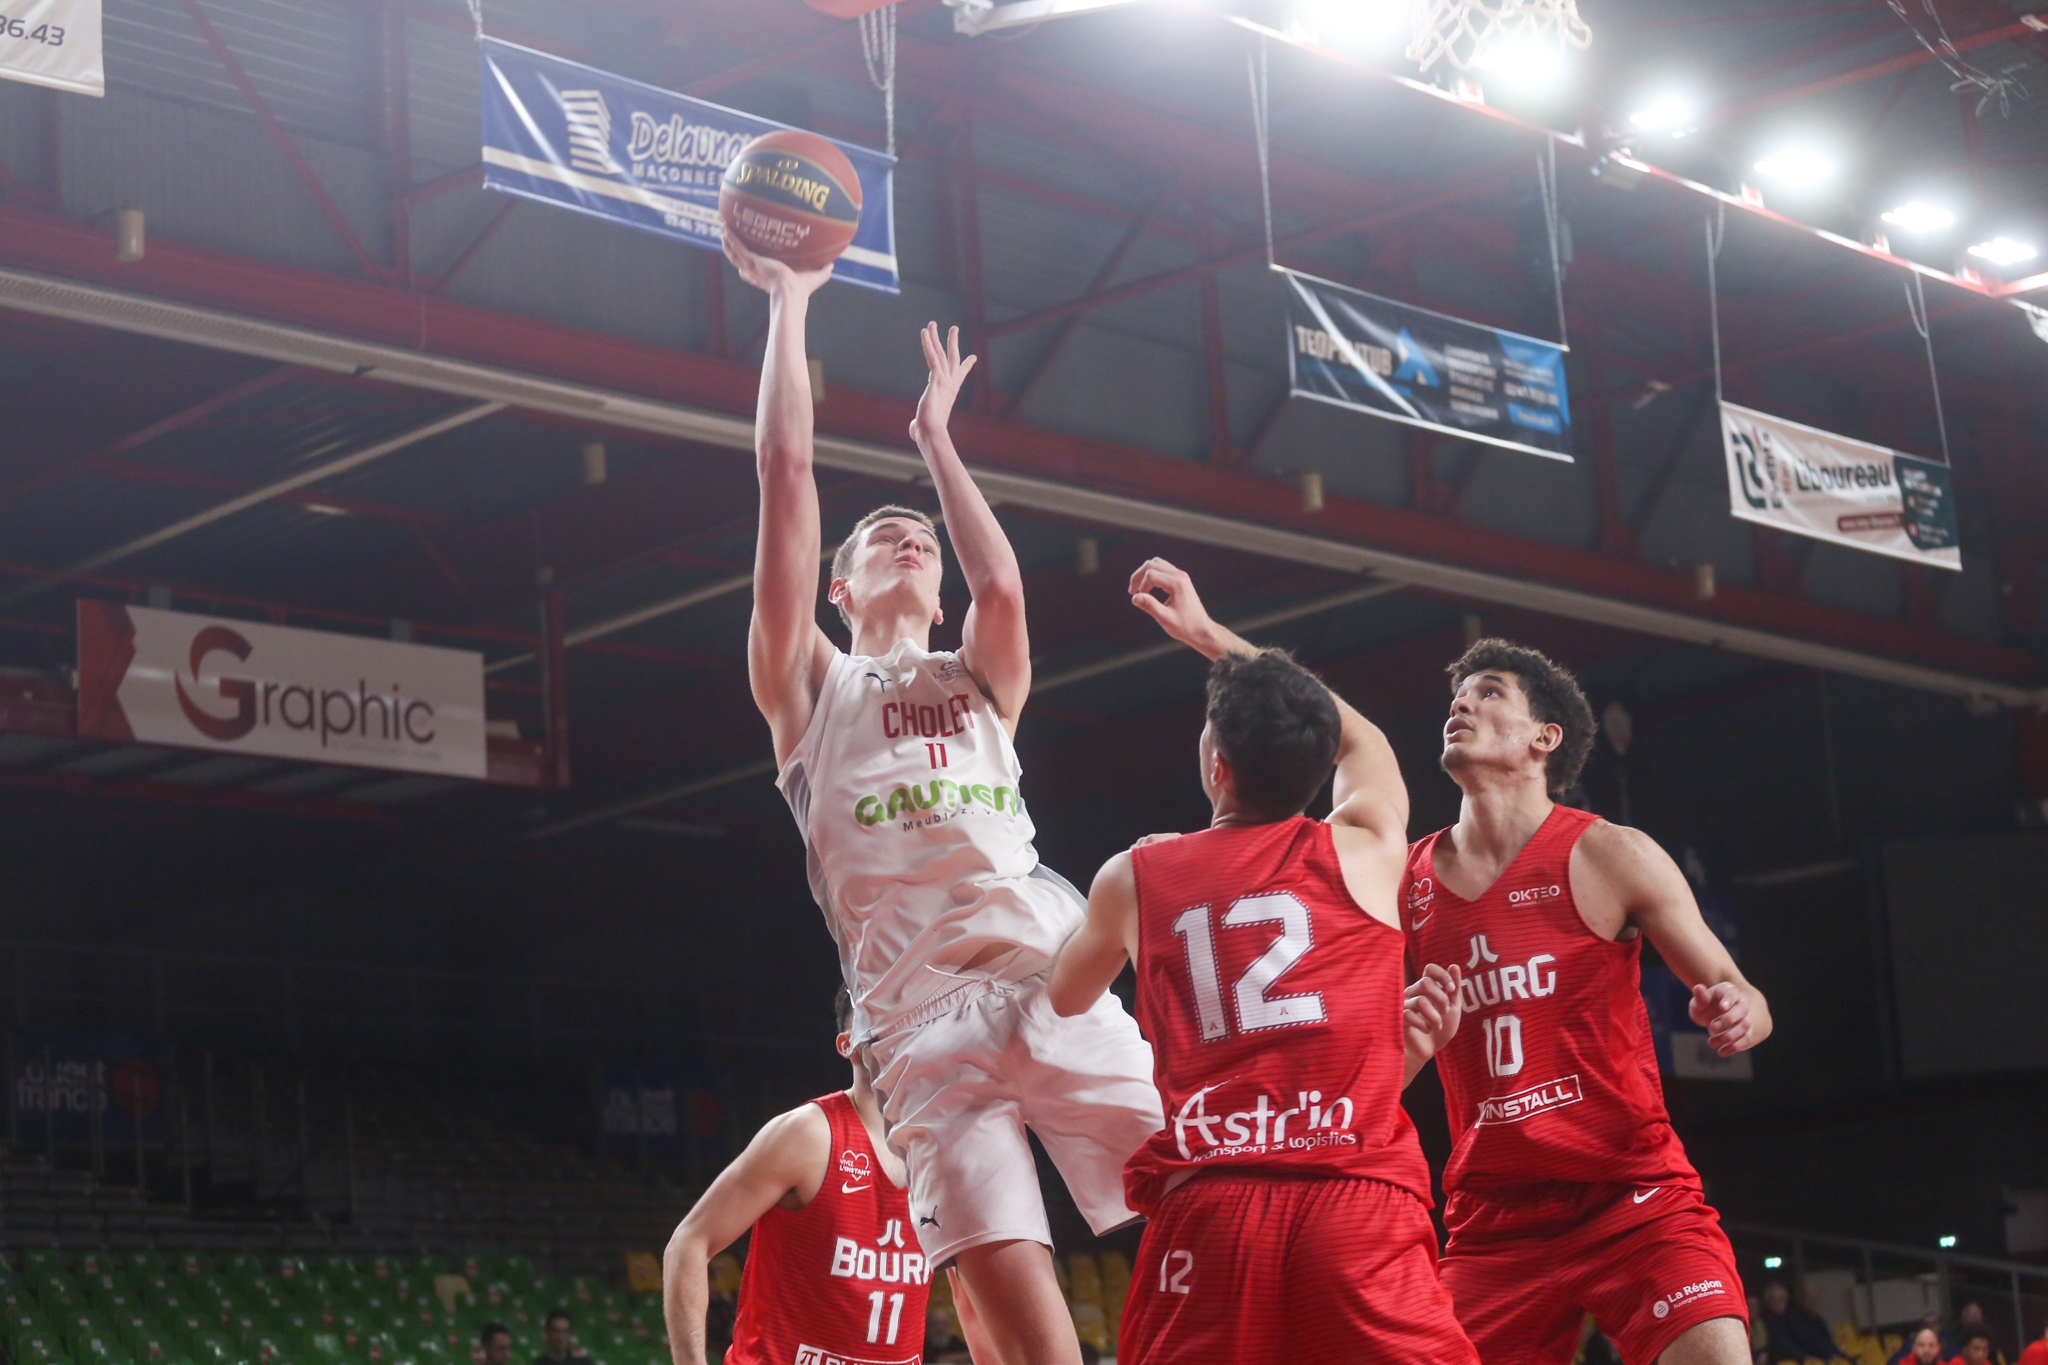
<box><xmin>663</xmin><ymin>991</ymin><xmax>974</xmax><ymax>1365</ymax></box>
<box><xmin>1404</xmin><ymin>638</ymin><xmax>1772</xmax><ymax>1365</ymax></box>
<box><xmin>1049</xmin><ymin>558</ymin><xmax>1476</xmax><ymax>1365</ymax></box>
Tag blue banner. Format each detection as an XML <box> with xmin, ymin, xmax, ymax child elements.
<box><xmin>479</xmin><ymin>37</ymin><xmax>899</xmax><ymax>293</ymax></box>
<box><xmin>1284</xmin><ymin>269</ymin><xmax>1572</xmax><ymax>461</ymax></box>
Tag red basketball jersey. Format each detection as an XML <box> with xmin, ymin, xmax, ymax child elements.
<box><xmin>728</xmin><ymin>1090</ymin><xmax>929</xmax><ymax>1365</ymax></box>
<box><xmin>1124</xmin><ymin>816</ymin><xmax>1431</xmax><ymax>1215</ymax></box>
<box><xmin>1402</xmin><ymin>805</ymin><xmax>1700</xmax><ymax>1199</ymax></box>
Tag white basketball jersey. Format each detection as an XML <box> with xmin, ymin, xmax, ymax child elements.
<box><xmin>777</xmin><ymin>639</ymin><xmax>1082</xmax><ymax>1040</ymax></box>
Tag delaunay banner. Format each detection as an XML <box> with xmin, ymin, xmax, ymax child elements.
<box><xmin>478</xmin><ymin>37</ymin><xmax>899</xmax><ymax>293</ymax></box>
<box><xmin>1284</xmin><ymin>269</ymin><xmax>1573</xmax><ymax>462</ymax></box>
<box><xmin>76</xmin><ymin>603</ymin><xmax>487</xmax><ymax>779</ymax></box>
<box><xmin>1721</xmin><ymin>401</ymin><xmax>1961</xmax><ymax>570</ymax></box>
<box><xmin>0</xmin><ymin>0</ymin><xmax>103</xmax><ymax>97</ymax></box>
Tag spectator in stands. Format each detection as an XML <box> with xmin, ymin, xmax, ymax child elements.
<box><xmin>1954</xmin><ymin>1306</ymin><xmax>2010</xmax><ymax>1365</ymax></box>
<box><xmin>537</xmin><ymin>1310</ymin><xmax>586</xmax><ymax>1365</ymax></box>
<box><xmin>1896</xmin><ymin>1328</ymin><xmax>1945</xmax><ymax>1365</ymax></box>
<box><xmin>1958</xmin><ymin>1326</ymin><xmax>1999</xmax><ymax>1365</ymax></box>
<box><xmin>1758</xmin><ymin>1280</ymin><xmax>1851</xmax><ymax>1363</ymax></box>
<box><xmin>2015</xmin><ymin>1319</ymin><xmax>2048</xmax><ymax>1365</ymax></box>
<box><xmin>479</xmin><ymin>1324</ymin><xmax>513</xmax><ymax>1365</ymax></box>
<box><xmin>1893</xmin><ymin>1315</ymin><xmax>1950</xmax><ymax>1365</ymax></box>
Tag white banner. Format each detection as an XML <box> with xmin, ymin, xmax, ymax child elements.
<box><xmin>77</xmin><ymin>603</ymin><xmax>487</xmax><ymax>778</ymax></box>
<box><xmin>1722</xmin><ymin>401</ymin><xmax>1961</xmax><ymax>570</ymax></box>
<box><xmin>0</xmin><ymin>0</ymin><xmax>103</xmax><ymax>97</ymax></box>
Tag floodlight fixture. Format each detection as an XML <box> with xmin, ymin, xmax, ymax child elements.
<box><xmin>1879</xmin><ymin>201</ymin><xmax>1956</xmax><ymax>235</ymax></box>
<box><xmin>1967</xmin><ymin>236</ymin><xmax>2038</xmax><ymax>267</ymax></box>
<box><xmin>1753</xmin><ymin>148</ymin><xmax>1832</xmax><ymax>188</ymax></box>
<box><xmin>1627</xmin><ymin>96</ymin><xmax>1693</xmax><ymax>135</ymax></box>
<box><xmin>1472</xmin><ymin>32</ymin><xmax>1566</xmax><ymax>84</ymax></box>
<box><xmin>1307</xmin><ymin>0</ymin><xmax>1404</xmax><ymax>47</ymax></box>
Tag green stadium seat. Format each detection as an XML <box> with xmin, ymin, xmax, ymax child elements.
<box><xmin>73</xmin><ymin>1256</ymin><xmax>113</xmax><ymax>1281</ymax></box>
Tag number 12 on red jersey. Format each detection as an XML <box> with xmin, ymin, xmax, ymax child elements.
<box><xmin>1171</xmin><ymin>893</ymin><xmax>1326</xmax><ymax>1041</ymax></box>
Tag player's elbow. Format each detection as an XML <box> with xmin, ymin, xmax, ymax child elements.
<box><xmin>973</xmin><ymin>576</ymin><xmax>1026</xmax><ymax>619</ymax></box>
<box><xmin>755</xmin><ymin>437</ymin><xmax>813</xmax><ymax>479</ymax></box>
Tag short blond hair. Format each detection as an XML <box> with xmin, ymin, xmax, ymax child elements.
<box><xmin>829</xmin><ymin>505</ymin><xmax>940</xmax><ymax>627</ymax></box>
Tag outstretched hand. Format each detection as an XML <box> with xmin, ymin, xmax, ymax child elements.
<box><xmin>912</xmin><ymin>322</ymin><xmax>978</xmax><ymax>444</ymax></box>
<box><xmin>1404</xmin><ymin>963</ymin><xmax>1464</xmax><ymax>1065</ymax></box>
<box><xmin>1689</xmin><ymin>982</ymin><xmax>1759</xmax><ymax>1056</ymax></box>
<box><xmin>722</xmin><ymin>229</ymin><xmax>833</xmax><ymax>300</ymax></box>
<box><xmin>1129</xmin><ymin>557</ymin><xmax>1228</xmax><ymax>658</ymax></box>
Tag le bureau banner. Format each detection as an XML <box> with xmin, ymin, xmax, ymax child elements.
<box><xmin>76</xmin><ymin>603</ymin><xmax>488</xmax><ymax>778</ymax></box>
<box><xmin>0</xmin><ymin>0</ymin><xmax>102</xmax><ymax>97</ymax></box>
<box><xmin>1284</xmin><ymin>269</ymin><xmax>1573</xmax><ymax>462</ymax></box>
<box><xmin>479</xmin><ymin>37</ymin><xmax>899</xmax><ymax>292</ymax></box>
<box><xmin>1721</xmin><ymin>401</ymin><xmax>1961</xmax><ymax>570</ymax></box>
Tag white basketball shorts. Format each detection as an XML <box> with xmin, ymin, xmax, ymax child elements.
<box><xmin>864</xmin><ymin>971</ymin><xmax>1164</xmax><ymax>1269</ymax></box>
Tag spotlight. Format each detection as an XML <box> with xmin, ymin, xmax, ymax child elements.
<box><xmin>1753</xmin><ymin>148</ymin><xmax>1833</xmax><ymax>188</ymax></box>
<box><xmin>1306</xmin><ymin>0</ymin><xmax>1403</xmax><ymax>46</ymax></box>
<box><xmin>1967</xmin><ymin>236</ymin><xmax>2038</xmax><ymax>267</ymax></box>
<box><xmin>1879</xmin><ymin>201</ymin><xmax>1956</xmax><ymax>235</ymax></box>
<box><xmin>1627</xmin><ymin>97</ymin><xmax>1693</xmax><ymax>135</ymax></box>
<box><xmin>1938</xmin><ymin>1235</ymin><xmax>1958</xmax><ymax>1249</ymax></box>
<box><xmin>1763</xmin><ymin>1257</ymin><xmax>1783</xmax><ymax>1270</ymax></box>
<box><xmin>1473</xmin><ymin>34</ymin><xmax>1565</xmax><ymax>84</ymax></box>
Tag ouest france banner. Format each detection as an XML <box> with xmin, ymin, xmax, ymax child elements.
<box><xmin>0</xmin><ymin>0</ymin><xmax>103</xmax><ymax>98</ymax></box>
<box><xmin>1284</xmin><ymin>268</ymin><xmax>1573</xmax><ymax>462</ymax></box>
<box><xmin>76</xmin><ymin>603</ymin><xmax>488</xmax><ymax>778</ymax></box>
<box><xmin>1721</xmin><ymin>401</ymin><xmax>1961</xmax><ymax>570</ymax></box>
<box><xmin>478</xmin><ymin>36</ymin><xmax>899</xmax><ymax>293</ymax></box>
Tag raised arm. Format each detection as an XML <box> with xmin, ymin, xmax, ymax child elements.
<box><xmin>1571</xmin><ymin>822</ymin><xmax>1773</xmax><ymax>1056</ymax></box>
<box><xmin>911</xmin><ymin>324</ymin><xmax>1029</xmax><ymax>729</ymax></box>
<box><xmin>1128</xmin><ymin>557</ymin><xmax>1407</xmax><ymax>844</ymax></box>
<box><xmin>1048</xmin><ymin>850</ymin><xmax>1140</xmax><ymax>1018</ymax></box>
<box><xmin>728</xmin><ymin>232</ymin><xmax>837</xmax><ymax>765</ymax></box>
<box><xmin>663</xmin><ymin>1103</ymin><xmax>828</xmax><ymax>1365</ymax></box>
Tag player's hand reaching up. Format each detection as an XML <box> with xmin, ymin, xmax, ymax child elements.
<box><xmin>1404</xmin><ymin>963</ymin><xmax>1464</xmax><ymax>1076</ymax></box>
<box><xmin>722</xmin><ymin>229</ymin><xmax>833</xmax><ymax>300</ymax></box>
<box><xmin>912</xmin><ymin>322</ymin><xmax>978</xmax><ymax>445</ymax></box>
<box><xmin>1689</xmin><ymin>981</ymin><xmax>1760</xmax><ymax>1055</ymax></box>
<box><xmin>1130</xmin><ymin>558</ymin><xmax>1243</xmax><ymax>660</ymax></box>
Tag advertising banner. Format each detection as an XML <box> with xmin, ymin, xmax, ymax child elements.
<box><xmin>76</xmin><ymin>602</ymin><xmax>487</xmax><ymax>778</ymax></box>
<box><xmin>0</xmin><ymin>0</ymin><xmax>102</xmax><ymax>97</ymax></box>
<box><xmin>479</xmin><ymin>37</ymin><xmax>899</xmax><ymax>292</ymax></box>
<box><xmin>12</xmin><ymin>1031</ymin><xmax>167</xmax><ymax>1148</ymax></box>
<box><xmin>1284</xmin><ymin>268</ymin><xmax>1572</xmax><ymax>461</ymax></box>
<box><xmin>1722</xmin><ymin>401</ymin><xmax>1961</xmax><ymax>569</ymax></box>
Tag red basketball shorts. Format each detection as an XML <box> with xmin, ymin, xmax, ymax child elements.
<box><xmin>1439</xmin><ymin>1182</ymin><xmax>1748</xmax><ymax>1365</ymax></box>
<box><xmin>1119</xmin><ymin>1172</ymin><xmax>1477</xmax><ymax>1365</ymax></box>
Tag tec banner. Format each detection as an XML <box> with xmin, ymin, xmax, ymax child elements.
<box><xmin>0</xmin><ymin>0</ymin><xmax>103</xmax><ymax>97</ymax></box>
<box><xmin>1721</xmin><ymin>401</ymin><xmax>1961</xmax><ymax>570</ymax></box>
<box><xmin>1284</xmin><ymin>269</ymin><xmax>1572</xmax><ymax>462</ymax></box>
<box><xmin>479</xmin><ymin>37</ymin><xmax>899</xmax><ymax>293</ymax></box>
<box><xmin>76</xmin><ymin>602</ymin><xmax>487</xmax><ymax>778</ymax></box>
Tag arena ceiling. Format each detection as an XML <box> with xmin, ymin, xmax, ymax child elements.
<box><xmin>0</xmin><ymin>0</ymin><xmax>2043</xmax><ymax>837</ymax></box>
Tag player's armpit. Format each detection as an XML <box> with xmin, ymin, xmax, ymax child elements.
<box><xmin>663</xmin><ymin>1101</ymin><xmax>830</xmax><ymax>1365</ymax></box>
<box><xmin>1571</xmin><ymin>823</ymin><xmax>1773</xmax><ymax>1054</ymax></box>
<box><xmin>1048</xmin><ymin>851</ymin><xmax>1140</xmax><ymax>1017</ymax></box>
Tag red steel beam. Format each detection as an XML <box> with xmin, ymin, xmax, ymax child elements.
<box><xmin>0</xmin><ymin>203</ymin><xmax>2036</xmax><ymax>689</ymax></box>
<box><xmin>176</xmin><ymin>0</ymin><xmax>389</xmax><ymax>282</ymax></box>
<box><xmin>1715</xmin><ymin>18</ymin><xmax>2029</xmax><ymax>123</ymax></box>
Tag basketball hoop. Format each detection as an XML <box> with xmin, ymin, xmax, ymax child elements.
<box><xmin>1407</xmin><ymin>0</ymin><xmax>1591</xmax><ymax>76</ymax></box>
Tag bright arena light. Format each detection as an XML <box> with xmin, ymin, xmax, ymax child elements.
<box><xmin>1627</xmin><ymin>97</ymin><xmax>1693</xmax><ymax>134</ymax></box>
<box><xmin>1753</xmin><ymin>148</ymin><xmax>1833</xmax><ymax>188</ymax></box>
<box><xmin>1472</xmin><ymin>33</ymin><xmax>1566</xmax><ymax>84</ymax></box>
<box><xmin>1967</xmin><ymin>236</ymin><xmax>2039</xmax><ymax>267</ymax></box>
<box><xmin>1306</xmin><ymin>0</ymin><xmax>1404</xmax><ymax>46</ymax></box>
<box><xmin>1879</xmin><ymin>201</ymin><xmax>1956</xmax><ymax>234</ymax></box>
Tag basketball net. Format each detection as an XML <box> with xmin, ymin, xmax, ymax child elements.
<box><xmin>1407</xmin><ymin>0</ymin><xmax>1590</xmax><ymax>75</ymax></box>
<box><xmin>858</xmin><ymin>4</ymin><xmax>898</xmax><ymax>156</ymax></box>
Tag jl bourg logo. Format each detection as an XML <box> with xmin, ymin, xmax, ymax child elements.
<box><xmin>175</xmin><ymin>625</ymin><xmax>438</xmax><ymax>749</ymax></box>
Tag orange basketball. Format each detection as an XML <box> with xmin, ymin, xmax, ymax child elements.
<box><xmin>719</xmin><ymin>130</ymin><xmax>863</xmax><ymax>272</ymax></box>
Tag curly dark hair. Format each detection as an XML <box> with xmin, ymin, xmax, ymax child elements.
<box><xmin>1205</xmin><ymin>649</ymin><xmax>1341</xmax><ymax>821</ymax></box>
<box><xmin>1445</xmin><ymin>638</ymin><xmax>1595</xmax><ymax>796</ymax></box>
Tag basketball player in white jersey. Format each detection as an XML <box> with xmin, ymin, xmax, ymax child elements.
<box><xmin>725</xmin><ymin>232</ymin><xmax>1162</xmax><ymax>1365</ymax></box>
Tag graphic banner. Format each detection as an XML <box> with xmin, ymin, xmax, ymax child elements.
<box><xmin>1284</xmin><ymin>269</ymin><xmax>1572</xmax><ymax>461</ymax></box>
<box><xmin>1722</xmin><ymin>402</ymin><xmax>1960</xmax><ymax>569</ymax></box>
<box><xmin>12</xmin><ymin>1032</ymin><xmax>168</xmax><ymax>1147</ymax></box>
<box><xmin>479</xmin><ymin>37</ymin><xmax>898</xmax><ymax>292</ymax></box>
<box><xmin>0</xmin><ymin>0</ymin><xmax>102</xmax><ymax>97</ymax></box>
<box><xmin>76</xmin><ymin>603</ymin><xmax>487</xmax><ymax>778</ymax></box>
